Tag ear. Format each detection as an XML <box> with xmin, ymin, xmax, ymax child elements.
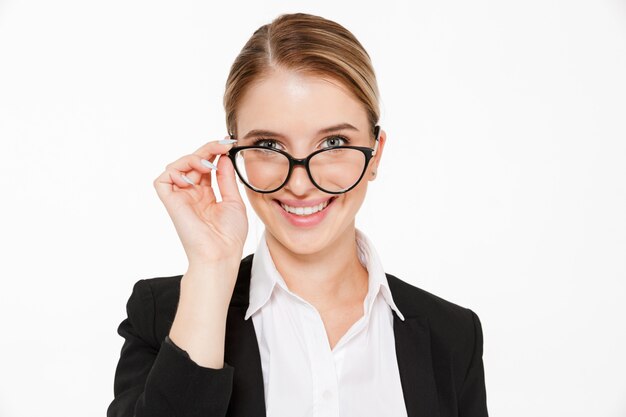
<box><xmin>368</xmin><ymin>128</ymin><xmax>386</xmax><ymax>181</ymax></box>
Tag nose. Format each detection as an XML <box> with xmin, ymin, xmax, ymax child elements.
<box><xmin>284</xmin><ymin>163</ymin><xmax>316</xmax><ymax>196</ymax></box>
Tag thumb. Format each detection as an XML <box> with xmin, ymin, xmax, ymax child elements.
<box><xmin>215</xmin><ymin>154</ymin><xmax>244</xmax><ymax>204</ymax></box>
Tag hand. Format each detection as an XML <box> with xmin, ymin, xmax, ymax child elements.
<box><xmin>153</xmin><ymin>138</ymin><xmax>248</xmax><ymax>268</ymax></box>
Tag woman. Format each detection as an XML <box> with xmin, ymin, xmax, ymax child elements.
<box><xmin>108</xmin><ymin>13</ymin><xmax>488</xmax><ymax>417</ymax></box>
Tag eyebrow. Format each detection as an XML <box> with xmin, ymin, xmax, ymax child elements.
<box><xmin>240</xmin><ymin>123</ymin><xmax>359</xmax><ymax>140</ymax></box>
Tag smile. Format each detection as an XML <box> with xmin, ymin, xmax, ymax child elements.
<box><xmin>277</xmin><ymin>197</ymin><xmax>336</xmax><ymax>216</ymax></box>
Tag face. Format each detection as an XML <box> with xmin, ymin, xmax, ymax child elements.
<box><xmin>235</xmin><ymin>69</ymin><xmax>386</xmax><ymax>257</ymax></box>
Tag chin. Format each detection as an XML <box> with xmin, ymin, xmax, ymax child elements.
<box><xmin>266</xmin><ymin>226</ymin><xmax>333</xmax><ymax>256</ymax></box>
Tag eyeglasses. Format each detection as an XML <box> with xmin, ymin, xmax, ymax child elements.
<box><xmin>227</xmin><ymin>126</ymin><xmax>381</xmax><ymax>194</ymax></box>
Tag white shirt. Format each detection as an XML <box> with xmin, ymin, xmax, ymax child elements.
<box><xmin>245</xmin><ymin>229</ymin><xmax>408</xmax><ymax>417</ymax></box>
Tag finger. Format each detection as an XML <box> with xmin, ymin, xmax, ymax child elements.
<box><xmin>165</xmin><ymin>153</ymin><xmax>216</xmax><ymax>174</ymax></box>
<box><xmin>153</xmin><ymin>167</ymin><xmax>196</xmax><ymax>198</ymax></box>
<box><xmin>155</xmin><ymin>153</ymin><xmax>215</xmax><ymax>190</ymax></box>
<box><xmin>166</xmin><ymin>153</ymin><xmax>219</xmax><ymax>185</ymax></box>
<box><xmin>192</xmin><ymin>137</ymin><xmax>238</xmax><ymax>158</ymax></box>
<box><xmin>154</xmin><ymin>167</ymin><xmax>218</xmax><ymax>205</ymax></box>
<box><xmin>191</xmin><ymin>137</ymin><xmax>237</xmax><ymax>185</ymax></box>
<box><xmin>198</xmin><ymin>163</ymin><xmax>214</xmax><ymax>187</ymax></box>
<box><xmin>215</xmin><ymin>153</ymin><xmax>244</xmax><ymax>204</ymax></box>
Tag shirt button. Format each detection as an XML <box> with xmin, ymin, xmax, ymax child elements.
<box><xmin>322</xmin><ymin>390</ymin><xmax>332</xmax><ymax>400</ymax></box>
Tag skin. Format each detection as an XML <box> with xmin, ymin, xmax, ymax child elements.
<box><xmin>156</xmin><ymin>67</ymin><xmax>388</xmax><ymax>363</ymax></box>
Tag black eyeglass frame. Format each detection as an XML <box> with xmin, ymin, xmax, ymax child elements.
<box><xmin>227</xmin><ymin>125</ymin><xmax>381</xmax><ymax>195</ymax></box>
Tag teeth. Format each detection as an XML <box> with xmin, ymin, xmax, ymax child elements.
<box><xmin>280</xmin><ymin>199</ymin><xmax>331</xmax><ymax>216</ymax></box>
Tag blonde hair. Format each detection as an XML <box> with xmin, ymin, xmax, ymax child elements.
<box><xmin>223</xmin><ymin>13</ymin><xmax>380</xmax><ymax>138</ymax></box>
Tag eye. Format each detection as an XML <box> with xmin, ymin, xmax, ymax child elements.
<box><xmin>253</xmin><ymin>138</ymin><xmax>284</xmax><ymax>150</ymax></box>
<box><xmin>321</xmin><ymin>135</ymin><xmax>349</xmax><ymax>148</ymax></box>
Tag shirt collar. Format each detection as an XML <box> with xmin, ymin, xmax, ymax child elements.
<box><xmin>244</xmin><ymin>229</ymin><xmax>405</xmax><ymax>321</ymax></box>
<box><xmin>244</xmin><ymin>231</ymin><xmax>286</xmax><ymax>320</ymax></box>
<box><xmin>354</xmin><ymin>229</ymin><xmax>406</xmax><ymax>321</ymax></box>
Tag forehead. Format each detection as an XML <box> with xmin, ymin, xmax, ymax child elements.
<box><xmin>236</xmin><ymin>69</ymin><xmax>369</xmax><ymax>138</ymax></box>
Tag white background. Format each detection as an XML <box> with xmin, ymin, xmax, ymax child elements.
<box><xmin>1</xmin><ymin>0</ymin><xmax>625</xmax><ymax>416</ymax></box>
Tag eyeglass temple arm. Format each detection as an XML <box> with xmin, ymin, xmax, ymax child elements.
<box><xmin>372</xmin><ymin>125</ymin><xmax>381</xmax><ymax>156</ymax></box>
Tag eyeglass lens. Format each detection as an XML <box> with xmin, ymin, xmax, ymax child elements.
<box><xmin>233</xmin><ymin>148</ymin><xmax>367</xmax><ymax>193</ymax></box>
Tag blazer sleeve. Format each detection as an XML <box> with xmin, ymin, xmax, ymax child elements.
<box><xmin>458</xmin><ymin>309</ymin><xmax>489</xmax><ymax>417</ymax></box>
<box><xmin>107</xmin><ymin>278</ymin><xmax>235</xmax><ymax>417</ymax></box>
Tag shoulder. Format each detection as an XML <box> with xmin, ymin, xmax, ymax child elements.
<box><xmin>386</xmin><ymin>273</ymin><xmax>483</xmax><ymax>353</ymax></box>
<box><xmin>124</xmin><ymin>274</ymin><xmax>183</xmax><ymax>346</ymax></box>
<box><xmin>386</xmin><ymin>273</ymin><xmax>477</xmax><ymax>319</ymax></box>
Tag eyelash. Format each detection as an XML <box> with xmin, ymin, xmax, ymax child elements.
<box><xmin>252</xmin><ymin>135</ymin><xmax>350</xmax><ymax>150</ymax></box>
<box><xmin>322</xmin><ymin>135</ymin><xmax>349</xmax><ymax>148</ymax></box>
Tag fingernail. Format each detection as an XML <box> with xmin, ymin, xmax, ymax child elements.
<box><xmin>181</xmin><ymin>174</ymin><xmax>195</xmax><ymax>185</ymax></box>
<box><xmin>218</xmin><ymin>139</ymin><xmax>237</xmax><ymax>145</ymax></box>
<box><xmin>201</xmin><ymin>159</ymin><xmax>218</xmax><ymax>170</ymax></box>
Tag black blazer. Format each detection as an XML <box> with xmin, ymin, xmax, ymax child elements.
<box><xmin>108</xmin><ymin>254</ymin><xmax>488</xmax><ymax>417</ymax></box>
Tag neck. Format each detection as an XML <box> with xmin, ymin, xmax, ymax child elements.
<box><xmin>264</xmin><ymin>225</ymin><xmax>368</xmax><ymax>312</ymax></box>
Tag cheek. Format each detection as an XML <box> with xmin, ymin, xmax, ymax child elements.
<box><xmin>344</xmin><ymin>181</ymin><xmax>369</xmax><ymax>211</ymax></box>
<box><xmin>243</xmin><ymin>188</ymin><xmax>255</xmax><ymax>204</ymax></box>
<box><xmin>244</xmin><ymin>189</ymin><xmax>264</xmax><ymax>214</ymax></box>
<box><xmin>245</xmin><ymin>190</ymin><xmax>275</xmax><ymax>219</ymax></box>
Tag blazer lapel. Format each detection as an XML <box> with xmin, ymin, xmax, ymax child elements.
<box><xmin>223</xmin><ymin>255</ymin><xmax>267</xmax><ymax>417</ymax></box>
<box><xmin>389</xmin><ymin>275</ymin><xmax>441</xmax><ymax>417</ymax></box>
